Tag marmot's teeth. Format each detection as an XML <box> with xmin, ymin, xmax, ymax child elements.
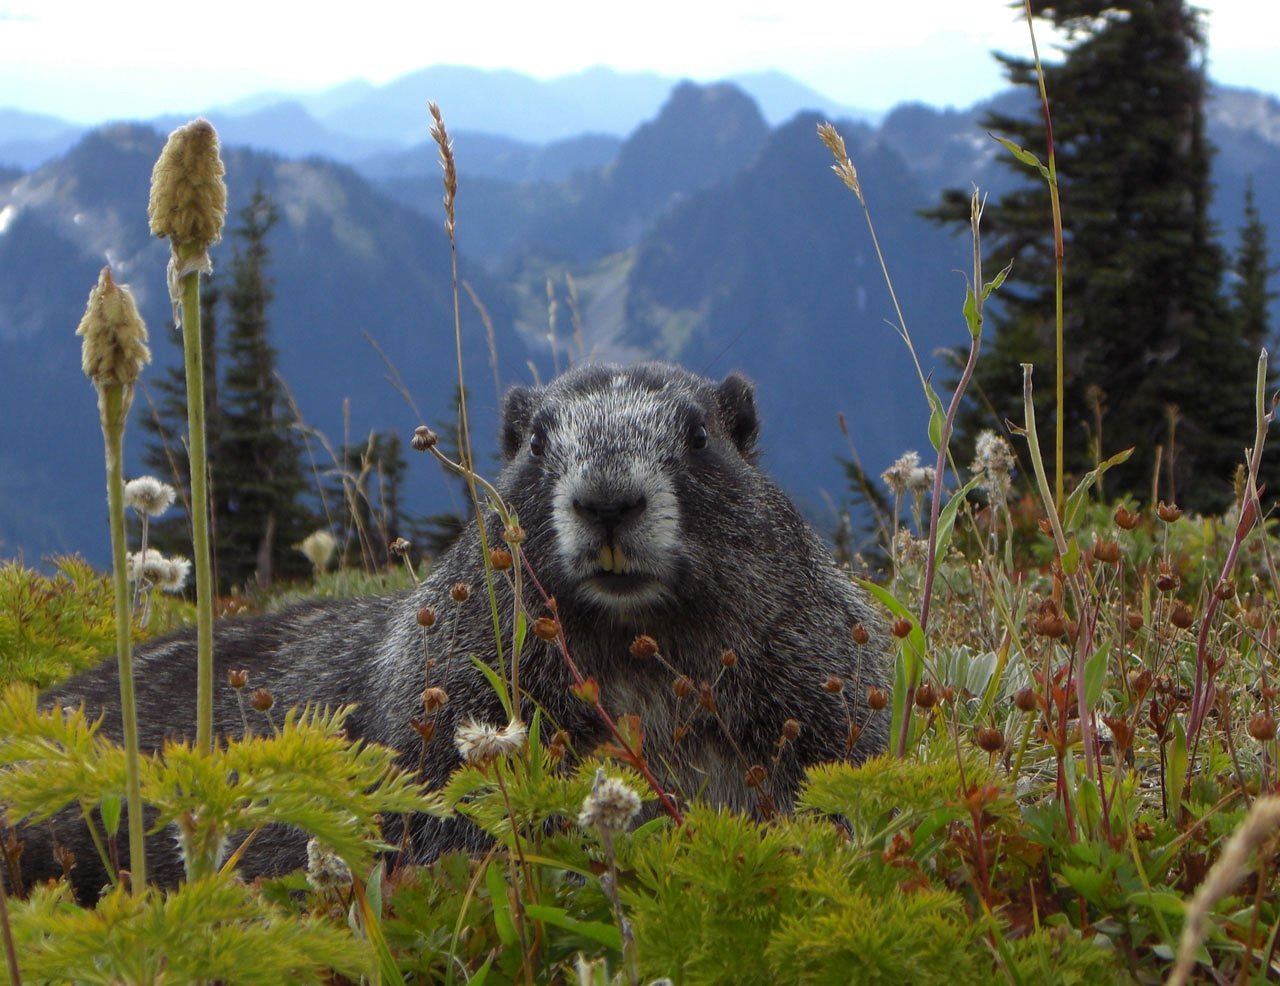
<box><xmin>597</xmin><ymin>545</ymin><xmax>628</xmax><ymax>573</ymax></box>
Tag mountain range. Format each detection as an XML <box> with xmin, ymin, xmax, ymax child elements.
<box><xmin>2</xmin><ymin>66</ymin><xmax>1278</xmax><ymax>568</ymax></box>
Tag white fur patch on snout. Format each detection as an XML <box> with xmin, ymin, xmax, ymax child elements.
<box><xmin>553</xmin><ymin>464</ymin><xmax>681</xmax><ymax>607</ymax></box>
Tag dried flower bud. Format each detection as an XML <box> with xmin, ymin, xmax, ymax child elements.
<box><xmin>743</xmin><ymin>764</ymin><xmax>768</xmax><ymax>789</ymax></box>
<box><xmin>823</xmin><ymin>675</ymin><xmax>844</xmax><ymax>694</ymax></box>
<box><xmin>1013</xmin><ymin>687</ymin><xmax>1037</xmax><ymax>712</ymax></box>
<box><xmin>421</xmin><ymin>686</ymin><xmax>449</xmax><ymax>713</ymax></box>
<box><xmin>148</xmin><ymin>119</ymin><xmax>227</xmax><ymax>251</ymax></box>
<box><xmin>77</xmin><ymin>267</ymin><xmax>151</xmax><ymax>390</ymax></box>
<box><xmin>1246</xmin><ymin>605</ymin><xmax>1267</xmax><ymax>631</ymax></box>
<box><xmin>1114</xmin><ymin>505</ymin><xmax>1140</xmax><ymax>530</ymax></box>
<box><xmin>1169</xmin><ymin>600</ymin><xmax>1195</xmax><ymax>630</ymax></box>
<box><xmin>1133</xmin><ymin>821</ymin><xmax>1155</xmax><ymax>841</ymax></box>
<box><xmin>488</xmin><ymin>547</ymin><xmax>513</xmax><ymax>571</ymax></box>
<box><xmin>720</xmin><ymin>649</ymin><xmax>738</xmax><ymax>668</ymax></box>
<box><xmin>780</xmin><ymin>718</ymin><xmax>801</xmax><ymax>742</ymax></box>
<box><xmin>1247</xmin><ymin>711</ymin><xmax>1277</xmax><ymax>742</ymax></box>
<box><xmin>1156</xmin><ymin>572</ymin><xmax>1180</xmax><ymax>593</ymax></box>
<box><xmin>630</xmin><ymin>634</ymin><xmax>659</xmax><ymax>658</ymax></box>
<box><xmin>1214</xmin><ymin>579</ymin><xmax>1236</xmax><ymax>601</ymax></box>
<box><xmin>1156</xmin><ymin>500</ymin><xmax>1184</xmax><ymax>523</ymax></box>
<box><xmin>1127</xmin><ymin>611</ymin><xmax>1144</xmax><ymax>631</ymax></box>
<box><xmin>124</xmin><ymin>476</ymin><xmax>176</xmax><ymax>518</ymax></box>
<box><xmin>450</xmin><ymin>582</ymin><xmax>470</xmax><ymax>603</ymax></box>
<box><xmin>227</xmin><ymin>668</ymin><xmax>248</xmax><ymax>690</ymax></box>
<box><xmin>577</xmin><ymin>769</ymin><xmax>642</xmax><ymax>831</ymax></box>
<box><xmin>389</xmin><ymin>537</ymin><xmax>411</xmax><ymax>557</ymax></box>
<box><xmin>410</xmin><ymin>425</ymin><xmax>438</xmax><ymax>452</ymax></box>
<box><xmin>249</xmin><ymin>688</ymin><xmax>274</xmax><ymax>712</ymax></box>
<box><xmin>1032</xmin><ymin>600</ymin><xmax>1066</xmax><ymax>638</ymax></box>
<box><xmin>975</xmin><ymin>726</ymin><xmax>1004</xmax><ymax>753</ymax></box>
<box><xmin>891</xmin><ymin>617</ymin><xmax>913</xmax><ymax>639</ymax></box>
<box><xmin>503</xmin><ymin>524</ymin><xmax>526</xmax><ymax>546</ymax></box>
<box><xmin>673</xmin><ymin>675</ymin><xmax>694</xmax><ymax>699</ymax></box>
<box><xmin>697</xmin><ymin>682</ymin><xmax>717</xmax><ymax>714</ymax></box>
<box><xmin>866</xmin><ymin>686</ymin><xmax>888</xmax><ymax>710</ymax></box>
<box><xmin>416</xmin><ymin>605</ymin><xmax>437</xmax><ymax>628</ymax></box>
<box><xmin>915</xmin><ymin>683</ymin><xmax>937</xmax><ymax>709</ymax></box>
<box><xmin>409</xmin><ymin>718</ymin><xmax>437</xmax><ymax>743</ymax></box>
<box><xmin>1092</xmin><ymin>538</ymin><xmax>1121</xmax><ymax>565</ymax></box>
<box><xmin>1128</xmin><ymin>669</ymin><xmax>1153</xmax><ymax>696</ymax></box>
<box><xmin>532</xmin><ymin>617</ymin><xmax>560</xmax><ymax>641</ymax></box>
<box><xmin>845</xmin><ymin>723</ymin><xmax>862</xmax><ymax>749</ymax></box>
<box><xmin>454</xmin><ymin>718</ymin><xmax>527</xmax><ymax>765</ymax></box>
<box><xmin>851</xmin><ymin>622</ymin><xmax>871</xmax><ymax>645</ymax></box>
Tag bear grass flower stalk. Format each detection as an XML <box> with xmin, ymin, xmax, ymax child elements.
<box><xmin>148</xmin><ymin>117</ymin><xmax>226</xmax><ymax>756</ymax></box>
<box><xmin>76</xmin><ymin>266</ymin><xmax>152</xmax><ymax>891</ymax></box>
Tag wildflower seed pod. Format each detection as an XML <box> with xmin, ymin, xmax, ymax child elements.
<box><xmin>416</xmin><ymin>605</ymin><xmax>437</xmax><ymax>628</ymax></box>
<box><xmin>1013</xmin><ymin>687</ymin><xmax>1037</xmax><ymax>712</ymax></box>
<box><xmin>846</xmin><ymin>723</ymin><xmax>862</xmax><ymax>749</ymax></box>
<box><xmin>720</xmin><ymin>648</ymin><xmax>738</xmax><ymax>668</ymax></box>
<box><xmin>780</xmin><ymin>718</ymin><xmax>801</xmax><ymax>742</ymax></box>
<box><xmin>1214</xmin><ymin>579</ymin><xmax>1236</xmax><ymax>601</ymax></box>
<box><xmin>389</xmin><ymin>537</ymin><xmax>412</xmax><ymax>558</ymax></box>
<box><xmin>891</xmin><ymin>617</ymin><xmax>913</xmax><ymax>639</ymax></box>
<box><xmin>630</xmin><ymin>634</ymin><xmax>659</xmax><ymax>658</ymax></box>
<box><xmin>851</xmin><ymin>621</ymin><xmax>871</xmax><ymax>645</ymax></box>
<box><xmin>1127</xmin><ymin>611</ymin><xmax>1145</xmax><ymax>631</ymax></box>
<box><xmin>532</xmin><ymin>616</ymin><xmax>560</xmax><ymax>641</ymax></box>
<box><xmin>975</xmin><ymin>726</ymin><xmax>1005</xmax><ymax>753</ymax></box>
<box><xmin>450</xmin><ymin>582</ymin><xmax>470</xmax><ymax>603</ymax></box>
<box><xmin>148</xmin><ymin>118</ymin><xmax>227</xmax><ymax>252</ymax></box>
<box><xmin>249</xmin><ymin>688</ymin><xmax>274</xmax><ymax>712</ymax></box>
<box><xmin>488</xmin><ymin>547</ymin><xmax>513</xmax><ymax>571</ymax></box>
<box><xmin>866</xmin><ymin>686</ymin><xmax>888</xmax><ymax>710</ymax></box>
<box><xmin>1169</xmin><ymin>600</ymin><xmax>1195</xmax><ymax>630</ymax></box>
<box><xmin>124</xmin><ymin>476</ymin><xmax>176</xmax><ymax>518</ymax></box>
<box><xmin>577</xmin><ymin>770</ymin><xmax>642</xmax><ymax>832</ymax></box>
<box><xmin>1114</xmin><ymin>505</ymin><xmax>1140</xmax><ymax>530</ymax></box>
<box><xmin>823</xmin><ymin>675</ymin><xmax>844</xmax><ymax>694</ymax></box>
<box><xmin>1092</xmin><ymin>538</ymin><xmax>1121</xmax><ymax>565</ymax></box>
<box><xmin>76</xmin><ymin>267</ymin><xmax>151</xmax><ymax>391</ymax></box>
<box><xmin>915</xmin><ymin>683</ymin><xmax>938</xmax><ymax>709</ymax></box>
<box><xmin>227</xmin><ymin>669</ymin><xmax>248</xmax><ymax>690</ymax></box>
<box><xmin>697</xmin><ymin>682</ymin><xmax>717</xmax><ymax>713</ymax></box>
<box><xmin>1156</xmin><ymin>500</ymin><xmax>1184</xmax><ymax>523</ymax></box>
<box><xmin>673</xmin><ymin>675</ymin><xmax>694</xmax><ymax>699</ymax></box>
<box><xmin>743</xmin><ymin>764</ymin><xmax>768</xmax><ymax>788</ymax></box>
<box><xmin>1247</xmin><ymin>711</ymin><xmax>1277</xmax><ymax>742</ymax></box>
<box><xmin>421</xmin><ymin>686</ymin><xmax>449</xmax><ymax>713</ymax></box>
<box><xmin>503</xmin><ymin>524</ymin><xmax>527</xmax><ymax>546</ymax></box>
<box><xmin>1032</xmin><ymin>601</ymin><xmax>1066</xmax><ymax>638</ymax></box>
<box><xmin>410</xmin><ymin>425</ymin><xmax>438</xmax><ymax>452</ymax></box>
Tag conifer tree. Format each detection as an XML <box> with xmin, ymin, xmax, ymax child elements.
<box><xmin>1231</xmin><ymin>177</ymin><xmax>1276</xmax><ymax>354</ymax></box>
<box><xmin>936</xmin><ymin>0</ymin><xmax>1257</xmax><ymax>510</ymax></box>
<box><xmin>216</xmin><ymin>187</ymin><xmax>313</xmax><ymax>588</ymax></box>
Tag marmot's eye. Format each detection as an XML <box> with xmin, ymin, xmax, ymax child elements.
<box><xmin>529</xmin><ymin>430</ymin><xmax>546</xmax><ymax>456</ymax></box>
<box><xmin>690</xmin><ymin>424</ymin><xmax>709</xmax><ymax>450</ymax></box>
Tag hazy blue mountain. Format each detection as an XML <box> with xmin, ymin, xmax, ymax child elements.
<box><xmin>0</xmin><ymin>108</ymin><xmax>85</xmax><ymax>169</ymax></box>
<box><xmin>0</xmin><ymin>125</ymin><xmax>526</xmax><ymax>565</ymax></box>
<box><xmin>619</xmin><ymin>112</ymin><xmax>972</xmax><ymax>521</ymax></box>
<box><xmin>728</xmin><ymin>70</ymin><xmax>874</xmax><ymax>124</ymax></box>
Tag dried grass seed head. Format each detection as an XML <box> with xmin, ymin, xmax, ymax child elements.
<box><xmin>881</xmin><ymin>450</ymin><xmax>921</xmax><ymax>498</ymax></box>
<box><xmin>148</xmin><ymin>118</ymin><xmax>227</xmax><ymax>251</ymax></box>
<box><xmin>970</xmin><ymin>429</ymin><xmax>1016</xmax><ymax>502</ymax></box>
<box><xmin>816</xmin><ymin>121</ymin><xmax>863</xmax><ymax>203</ymax></box>
<box><xmin>454</xmin><ymin>719</ymin><xmax>527</xmax><ymax>765</ymax></box>
<box><xmin>77</xmin><ymin>267</ymin><xmax>151</xmax><ymax>388</ymax></box>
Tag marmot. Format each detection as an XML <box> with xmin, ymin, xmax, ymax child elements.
<box><xmin>12</xmin><ymin>362</ymin><xmax>889</xmax><ymax>900</ymax></box>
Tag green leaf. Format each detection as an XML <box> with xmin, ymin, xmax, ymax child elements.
<box><xmin>1167</xmin><ymin>716</ymin><xmax>1188</xmax><ymax>815</ymax></box>
<box><xmin>523</xmin><ymin>904</ymin><xmax>623</xmax><ymax>951</ymax></box>
<box><xmin>993</xmin><ymin>134</ymin><xmax>1050</xmax><ymax>180</ymax></box>
<box><xmin>485</xmin><ymin>861</ymin><xmax>519</xmax><ymax>947</ymax></box>
<box><xmin>933</xmin><ymin>474</ymin><xmax>983</xmax><ymax>569</ymax></box>
<box><xmin>469</xmin><ymin>655</ymin><xmax>514</xmax><ymax>722</ymax></box>
<box><xmin>926</xmin><ymin>382</ymin><xmax>947</xmax><ymax>451</ymax></box>
<box><xmin>1061</xmin><ymin>533</ymin><xmax>1081</xmax><ymax>575</ymax></box>
<box><xmin>963</xmin><ymin>285</ymin><xmax>981</xmax><ymax>340</ymax></box>
<box><xmin>982</xmin><ymin>260</ymin><xmax>1014</xmax><ymax>301</ymax></box>
<box><xmin>1083</xmin><ymin>642</ymin><xmax>1111</xmax><ymax>709</ymax></box>
<box><xmin>1062</xmin><ymin>448</ymin><xmax>1135</xmax><ymax>532</ymax></box>
<box><xmin>100</xmin><ymin>793</ymin><xmax>122</xmax><ymax>838</ymax></box>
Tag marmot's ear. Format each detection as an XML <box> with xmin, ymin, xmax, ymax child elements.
<box><xmin>500</xmin><ymin>385</ymin><xmax>537</xmax><ymax>459</ymax></box>
<box><xmin>716</xmin><ymin>373</ymin><xmax>759</xmax><ymax>455</ymax></box>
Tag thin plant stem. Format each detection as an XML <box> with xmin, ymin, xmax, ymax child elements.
<box><xmin>0</xmin><ymin>856</ymin><xmax>20</xmax><ymax>986</ymax></box>
<box><xmin>177</xmin><ymin>256</ymin><xmax>216</xmax><ymax>757</ymax></box>
<box><xmin>101</xmin><ymin>384</ymin><xmax>147</xmax><ymax>889</ymax></box>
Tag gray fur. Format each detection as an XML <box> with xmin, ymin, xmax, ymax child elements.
<box><xmin>11</xmin><ymin>362</ymin><xmax>889</xmax><ymax>901</ymax></box>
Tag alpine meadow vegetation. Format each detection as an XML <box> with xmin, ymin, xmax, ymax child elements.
<box><xmin>2</xmin><ymin>5</ymin><xmax>1280</xmax><ymax>984</ymax></box>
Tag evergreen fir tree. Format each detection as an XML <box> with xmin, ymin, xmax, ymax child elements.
<box><xmin>1231</xmin><ymin>177</ymin><xmax>1276</xmax><ymax>354</ymax></box>
<box><xmin>935</xmin><ymin>0</ymin><xmax>1256</xmax><ymax>511</ymax></box>
<box><xmin>217</xmin><ymin>187</ymin><xmax>314</xmax><ymax>589</ymax></box>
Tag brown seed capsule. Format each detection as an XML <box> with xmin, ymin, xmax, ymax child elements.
<box><xmin>1246</xmin><ymin>606</ymin><xmax>1267</xmax><ymax>631</ymax></box>
<box><xmin>532</xmin><ymin>617</ymin><xmax>560</xmax><ymax>641</ymax></box>
<box><xmin>892</xmin><ymin>617</ymin><xmax>913</xmax><ymax>639</ymax></box>
<box><xmin>1156</xmin><ymin>572</ymin><xmax>1180</xmax><ymax>593</ymax></box>
<box><xmin>389</xmin><ymin>537</ymin><xmax>412</xmax><ymax>557</ymax></box>
<box><xmin>697</xmin><ymin>682</ymin><xmax>717</xmax><ymax>713</ymax></box>
<box><xmin>823</xmin><ymin>675</ymin><xmax>845</xmax><ymax>694</ymax></box>
<box><xmin>489</xmin><ymin>547</ymin><xmax>513</xmax><ymax>571</ymax></box>
<box><xmin>1213</xmin><ymin>579</ymin><xmax>1236</xmax><ymax>601</ymax></box>
<box><xmin>780</xmin><ymin>718</ymin><xmax>801</xmax><ymax>742</ymax></box>
<box><xmin>673</xmin><ymin>675</ymin><xmax>694</xmax><ymax>699</ymax></box>
<box><xmin>845</xmin><ymin>723</ymin><xmax>862</xmax><ymax>749</ymax></box>
<box><xmin>720</xmin><ymin>649</ymin><xmax>738</xmax><ymax>668</ymax></box>
<box><xmin>503</xmin><ymin>524</ymin><xmax>526</xmax><ymax>546</ymax></box>
<box><xmin>744</xmin><ymin>764</ymin><xmax>768</xmax><ymax>788</ymax></box>
<box><xmin>416</xmin><ymin>606</ymin><xmax>437</xmax><ymax>628</ymax></box>
<box><xmin>450</xmin><ymin>582</ymin><xmax>470</xmax><ymax>603</ymax></box>
<box><xmin>411</xmin><ymin>425</ymin><xmax>438</xmax><ymax>452</ymax></box>
<box><xmin>1169</xmin><ymin>600</ymin><xmax>1195</xmax><ymax>630</ymax></box>
<box><xmin>227</xmin><ymin>668</ymin><xmax>248</xmax><ymax>690</ymax></box>
<box><xmin>867</xmin><ymin>686</ymin><xmax>889</xmax><ymax>711</ymax></box>
<box><xmin>1247</xmin><ymin>711</ymin><xmax>1277</xmax><ymax>742</ymax></box>
<box><xmin>1114</xmin><ymin>505</ymin><xmax>1140</xmax><ymax>530</ymax></box>
<box><xmin>1156</xmin><ymin>500</ymin><xmax>1184</xmax><ymax>523</ymax></box>
<box><xmin>1032</xmin><ymin>600</ymin><xmax>1066</xmax><ymax>638</ymax></box>
<box><xmin>630</xmin><ymin>634</ymin><xmax>659</xmax><ymax>658</ymax></box>
<box><xmin>409</xmin><ymin>718</ymin><xmax>437</xmax><ymax>743</ymax></box>
<box><xmin>1013</xmin><ymin>687</ymin><xmax>1037</xmax><ymax>712</ymax></box>
<box><xmin>421</xmin><ymin>686</ymin><xmax>449</xmax><ymax>713</ymax></box>
<box><xmin>915</xmin><ymin>683</ymin><xmax>937</xmax><ymax>709</ymax></box>
<box><xmin>975</xmin><ymin>726</ymin><xmax>1004</xmax><ymax>753</ymax></box>
<box><xmin>1128</xmin><ymin>669</ymin><xmax>1153</xmax><ymax>696</ymax></box>
<box><xmin>1127</xmin><ymin>611</ymin><xmax>1144</xmax><ymax>631</ymax></box>
<box><xmin>1092</xmin><ymin>539</ymin><xmax>1121</xmax><ymax>565</ymax></box>
<box><xmin>249</xmin><ymin>688</ymin><xmax>274</xmax><ymax>712</ymax></box>
<box><xmin>1133</xmin><ymin>821</ymin><xmax>1155</xmax><ymax>842</ymax></box>
<box><xmin>851</xmin><ymin>622</ymin><xmax>871</xmax><ymax>645</ymax></box>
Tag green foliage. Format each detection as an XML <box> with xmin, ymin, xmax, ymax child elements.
<box><xmin>10</xmin><ymin>876</ymin><xmax>367</xmax><ymax>984</ymax></box>
<box><xmin>0</xmin><ymin>556</ymin><xmax>190</xmax><ymax>688</ymax></box>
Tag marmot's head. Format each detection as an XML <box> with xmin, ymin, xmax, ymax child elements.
<box><xmin>498</xmin><ymin>363</ymin><xmax>761</xmax><ymax>616</ymax></box>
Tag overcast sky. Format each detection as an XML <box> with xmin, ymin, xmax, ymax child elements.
<box><xmin>1</xmin><ymin>0</ymin><xmax>1275</xmax><ymax>124</ymax></box>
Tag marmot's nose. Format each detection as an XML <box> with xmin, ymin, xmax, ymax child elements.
<box><xmin>572</xmin><ymin>495</ymin><xmax>647</xmax><ymax>536</ymax></box>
